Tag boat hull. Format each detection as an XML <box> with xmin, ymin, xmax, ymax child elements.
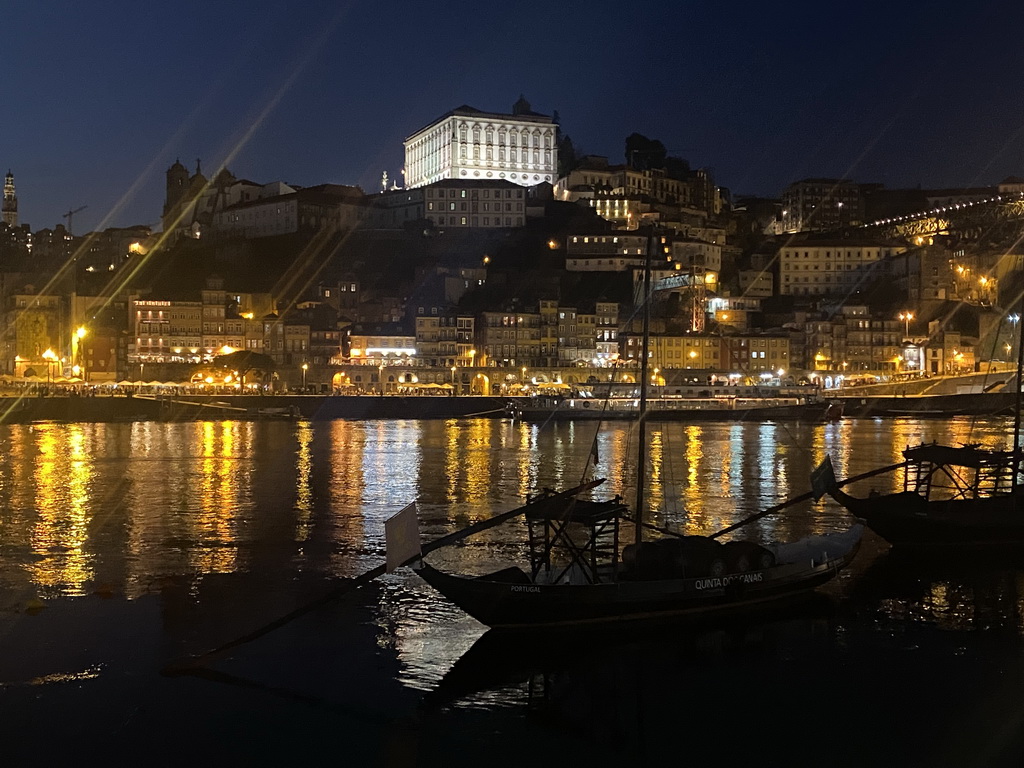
<box><xmin>514</xmin><ymin>400</ymin><xmax>839</xmax><ymax>423</ymax></box>
<box><xmin>832</xmin><ymin>488</ymin><xmax>1024</xmax><ymax>547</ymax></box>
<box><xmin>414</xmin><ymin>552</ymin><xmax>856</xmax><ymax>629</ymax></box>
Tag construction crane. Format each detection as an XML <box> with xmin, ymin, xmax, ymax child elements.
<box><xmin>62</xmin><ymin>205</ymin><xmax>87</xmax><ymax>236</ymax></box>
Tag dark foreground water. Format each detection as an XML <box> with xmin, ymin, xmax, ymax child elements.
<box><xmin>2</xmin><ymin>416</ymin><xmax>1024</xmax><ymax>767</ymax></box>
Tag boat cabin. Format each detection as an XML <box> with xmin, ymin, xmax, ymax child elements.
<box><xmin>901</xmin><ymin>443</ymin><xmax>1022</xmax><ymax>500</ymax></box>
<box><xmin>524</xmin><ymin>490</ymin><xmax>627</xmax><ymax>584</ymax></box>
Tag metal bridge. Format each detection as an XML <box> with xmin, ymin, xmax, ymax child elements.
<box><xmin>858</xmin><ymin>193</ymin><xmax>1024</xmax><ymax>242</ymax></box>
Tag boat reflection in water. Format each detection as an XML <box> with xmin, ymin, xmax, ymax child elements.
<box><xmin>416</xmin><ymin>537</ymin><xmax>1024</xmax><ymax>766</ymax></box>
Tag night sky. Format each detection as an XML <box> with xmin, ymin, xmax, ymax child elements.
<box><xmin>5</xmin><ymin>0</ymin><xmax>1024</xmax><ymax>233</ymax></box>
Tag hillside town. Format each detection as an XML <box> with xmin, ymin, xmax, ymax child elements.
<box><xmin>2</xmin><ymin>97</ymin><xmax>1024</xmax><ymax>394</ymax></box>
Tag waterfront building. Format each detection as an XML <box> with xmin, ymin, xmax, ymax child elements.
<box><xmin>415</xmin><ymin>313</ymin><xmax>475</xmax><ymax>367</ymax></box>
<box><xmin>130</xmin><ymin>298</ymin><xmax>203</xmax><ymax>367</ymax></box>
<box><xmin>477</xmin><ymin>310</ymin><xmax>541</xmax><ymax>367</ymax></box>
<box><xmin>403</xmin><ymin>97</ymin><xmax>557</xmax><ymax>190</ymax></box>
<box><xmin>129</xmin><ymin>284</ymin><xmax>274</xmax><ymax>369</ymax></box>
<box><xmin>595</xmin><ymin>302</ymin><xmax>620</xmax><ymax>364</ymax></box>
<box><xmin>347</xmin><ymin>325</ymin><xmax>415</xmax><ymax>361</ymax></box>
<box><xmin>538</xmin><ymin>300</ymin><xmax>558</xmax><ymax>366</ymax></box>
<box><xmin>621</xmin><ymin>333</ymin><xmax>725</xmax><ymax>371</ymax></box>
<box><xmin>725</xmin><ymin>334</ymin><xmax>792</xmax><ymax>373</ymax></box>
<box><xmin>0</xmin><ymin>292</ymin><xmax>64</xmax><ymax>377</ymax></box>
<box><xmin>620</xmin><ymin>332</ymin><xmax>791</xmax><ymax>375</ymax></box>
<box><xmin>262</xmin><ymin>313</ymin><xmax>311</xmax><ymax>368</ymax></box>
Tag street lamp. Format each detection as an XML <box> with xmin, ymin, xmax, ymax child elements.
<box><xmin>468</xmin><ymin>349</ymin><xmax>477</xmax><ymax>367</ymax></box>
<box><xmin>451</xmin><ymin>365</ymin><xmax>457</xmax><ymax>395</ymax></box>
<box><xmin>301</xmin><ymin>362</ymin><xmax>308</xmax><ymax>390</ymax></box>
<box><xmin>899</xmin><ymin>311</ymin><xmax>914</xmax><ymax>338</ymax></box>
<box><xmin>74</xmin><ymin>326</ymin><xmax>88</xmax><ymax>382</ymax></box>
<box><xmin>42</xmin><ymin>348</ymin><xmax>57</xmax><ymax>384</ymax></box>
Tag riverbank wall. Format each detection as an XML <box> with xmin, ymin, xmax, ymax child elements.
<box><xmin>0</xmin><ymin>391</ymin><xmax>1017</xmax><ymax>423</ymax></box>
<box><xmin>0</xmin><ymin>394</ymin><xmax>512</xmax><ymax>423</ymax></box>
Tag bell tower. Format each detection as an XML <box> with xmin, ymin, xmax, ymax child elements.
<box><xmin>163</xmin><ymin>158</ymin><xmax>189</xmax><ymax>217</ymax></box>
<box><xmin>2</xmin><ymin>170</ymin><xmax>17</xmax><ymax>227</ymax></box>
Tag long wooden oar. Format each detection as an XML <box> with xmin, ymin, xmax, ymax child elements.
<box><xmin>709</xmin><ymin>460</ymin><xmax>907</xmax><ymax>539</ymax></box>
<box><xmin>162</xmin><ymin>479</ymin><xmax>604</xmax><ymax>676</ymax></box>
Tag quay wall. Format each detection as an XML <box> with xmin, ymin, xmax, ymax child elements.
<box><xmin>0</xmin><ymin>391</ymin><xmax>1017</xmax><ymax>423</ymax></box>
<box><xmin>0</xmin><ymin>395</ymin><xmax>512</xmax><ymax>423</ymax></box>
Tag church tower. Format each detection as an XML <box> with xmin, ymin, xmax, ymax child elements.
<box><xmin>2</xmin><ymin>170</ymin><xmax>18</xmax><ymax>227</ymax></box>
<box><xmin>163</xmin><ymin>158</ymin><xmax>189</xmax><ymax>218</ymax></box>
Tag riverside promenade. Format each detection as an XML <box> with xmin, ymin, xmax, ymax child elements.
<box><xmin>0</xmin><ymin>393</ymin><xmax>513</xmax><ymax>423</ymax></box>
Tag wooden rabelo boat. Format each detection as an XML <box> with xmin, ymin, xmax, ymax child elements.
<box><xmin>818</xmin><ymin>445</ymin><xmax>1024</xmax><ymax>547</ymax></box>
<box><xmin>410</xmin><ymin>484</ymin><xmax>862</xmax><ymax>628</ymax></box>
<box><xmin>819</xmin><ymin>305</ymin><xmax>1024</xmax><ymax>548</ymax></box>
<box><xmin>390</xmin><ymin>231</ymin><xmax>862</xmax><ymax>629</ymax></box>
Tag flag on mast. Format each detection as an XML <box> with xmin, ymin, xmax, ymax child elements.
<box><xmin>385</xmin><ymin>502</ymin><xmax>422</xmax><ymax>572</ymax></box>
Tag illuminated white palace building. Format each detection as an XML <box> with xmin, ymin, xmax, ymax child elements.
<box><xmin>404</xmin><ymin>96</ymin><xmax>558</xmax><ymax>189</ymax></box>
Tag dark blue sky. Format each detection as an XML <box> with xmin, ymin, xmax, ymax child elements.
<box><xmin>4</xmin><ymin>0</ymin><xmax>1023</xmax><ymax>233</ymax></box>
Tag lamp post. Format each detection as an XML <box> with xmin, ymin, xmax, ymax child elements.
<box><xmin>1009</xmin><ymin>313</ymin><xmax>1020</xmax><ymax>355</ymax></box>
<box><xmin>42</xmin><ymin>348</ymin><xmax>57</xmax><ymax>384</ymax></box>
<box><xmin>75</xmin><ymin>326</ymin><xmax>87</xmax><ymax>382</ymax></box>
<box><xmin>451</xmin><ymin>365</ymin><xmax>457</xmax><ymax>396</ymax></box>
<box><xmin>899</xmin><ymin>311</ymin><xmax>914</xmax><ymax>338</ymax></box>
<box><xmin>301</xmin><ymin>362</ymin><xmax>308</xmax><ymax>391</ymax></box>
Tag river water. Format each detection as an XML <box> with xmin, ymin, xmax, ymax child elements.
<box><xmin>2</xmin><ymin>416</ymin><xmax>1023</xmax><ymax>767</ymax></box>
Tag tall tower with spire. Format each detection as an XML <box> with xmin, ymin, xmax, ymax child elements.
<box><xmin>2</xmin><ymin>170</ymin><xmax>18</xmax><ymax>227</ymax></box>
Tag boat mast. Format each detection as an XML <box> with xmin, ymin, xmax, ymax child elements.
<box><xmin>1015</xmin><ymin>302</ymin><xmax>1024</xmax><ymax>492</ymax></box>
<box><xmin>634</xmin><ymin>229</ymin><xmax>654</xmax><ymax>546</ymax></box>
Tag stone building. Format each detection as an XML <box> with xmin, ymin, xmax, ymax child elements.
<box><xmin>404</xmin><ymin>97</ymin><xmax>557</xmax><ymax>189</ymax></box>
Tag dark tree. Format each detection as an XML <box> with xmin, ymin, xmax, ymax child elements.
<box><xmin>558</xmin><ymin>133</ymin><xmax>579</xmax><ymax>177</ymax></box>
<box><xmin>625</xmin><ymin>133</ymin><xmax>666</xmax><ymax>170</ymax></box>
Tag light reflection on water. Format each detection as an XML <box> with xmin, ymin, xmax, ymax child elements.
<box><xmin>0</xmin><ymin>416</ymin><xmax>1019</xmax><ymax>597</ymax></box>
<box><xmin>2</xmin><ymin>416</ymin><xmax>1024</xmax><ymax>686</ymax></box>
<box><xmin>3</xmin><ymin>416</ymin><xmax>1024</xmax><ymax>764</ymax></box>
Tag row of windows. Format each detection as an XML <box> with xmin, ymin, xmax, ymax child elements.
<box><xmin>459</xmin><ymin>146</ymin><xmax>550</xmax><ymax>163</ymax></box>
<box><xmin>785</xmin><ymin>264</ymin><xmax>869</xmax><ymax>270</ymax></box>
<box><xmin>782</xmin><ymin>251</ymin><xmax>887</xmax><ymax>258</ymax></box>
<box><xmin>426</xmin><ymin>188</ymin><xmax>523</xmax><ymax>199</ymax></box>
<box><xmin>427</xmin><ymin>215</ymin><xmax>521</xmax><ymax>226</ymax></box>
<box><xmin>458</xmin><ymin>128</ymin><xmax>552</xmax><ymax>148</ymax></box>
<box><xmin>783</xmin><ymin>275</ymin><xmax>863</xmax><ymax>282</ymax></box>
<box><xmin>428</xmin><ymin>202</ymin><xmax>522</xmax><ymax>212</ymax></box>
